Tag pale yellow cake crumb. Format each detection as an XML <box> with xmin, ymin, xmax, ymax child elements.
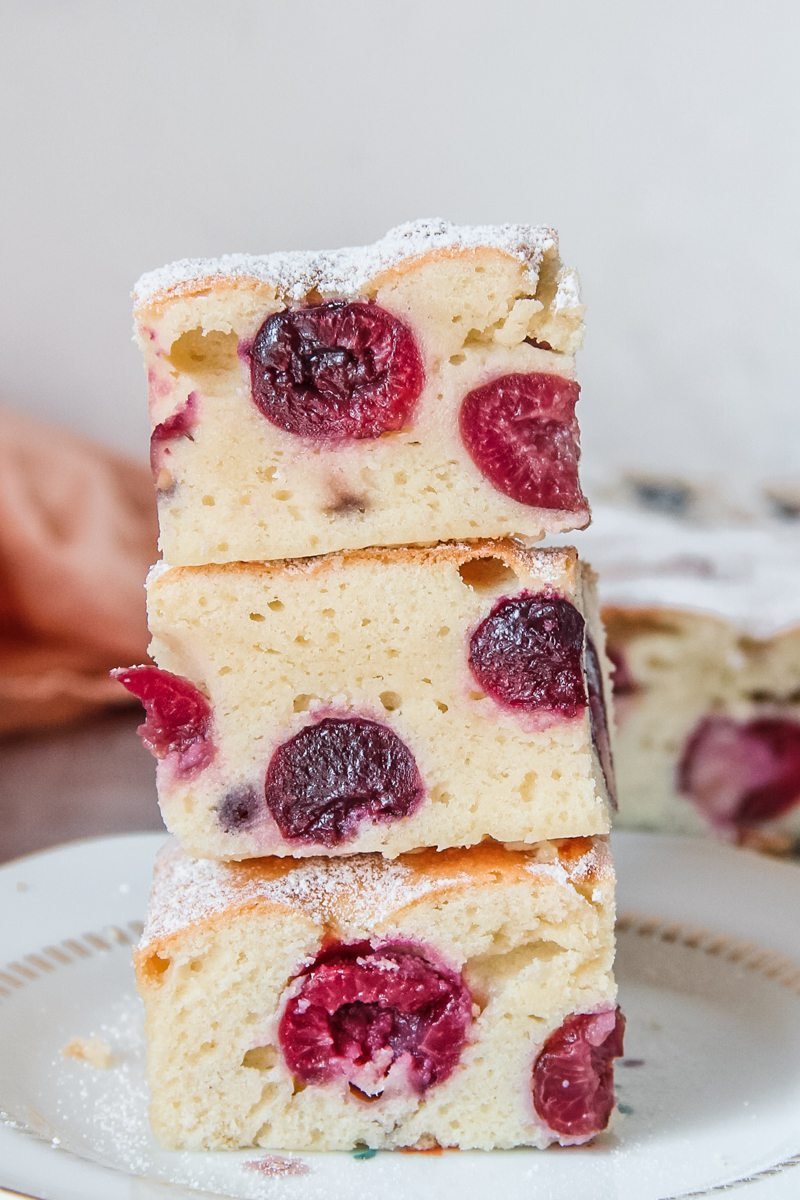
<box><xmin>62</xmin><ymin>1036</ymin><xmax>113</xmax><ymax>1069</ymax></box>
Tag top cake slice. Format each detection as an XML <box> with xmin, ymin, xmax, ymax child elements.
<box><xmin>135</xmin><ymin>219</ymin><xmax>588</xmax><ymax>565</ymax></box>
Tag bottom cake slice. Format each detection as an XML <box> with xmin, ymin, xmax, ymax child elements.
<box><xmin>134</xmin><ymin>839</ymin><xmax>623</xmax><ymax>1151</ymax></box>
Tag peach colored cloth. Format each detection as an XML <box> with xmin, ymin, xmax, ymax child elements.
<box><xmin>0</xmin><ymin>407</ymin><xmax>157</xmax><ymax>735</ymax></box>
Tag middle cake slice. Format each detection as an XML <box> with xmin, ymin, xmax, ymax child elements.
<box><xmin>119</xmin><ymin>540</ymin><xmax>615</xmax><ymax>859</ymax></box>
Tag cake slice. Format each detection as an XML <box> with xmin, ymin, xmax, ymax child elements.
<box><xmin>115</xmin><ymin>541</ymin><xmax>615</xmax><ymax>859</ymax></box>
<box><xmin>135</xmin><ymin>219</ymin><xmax>588</xmax><ymax>565</ymax></box>
<box><xmin>134</xmin><ymin>838</ymin><xmax>623</xmax><ymax>1151</ymax></box>
<box><xmin>567</xmin><ymin>501</ymin><xmax>800</xmax><ymax>849</ymax></box>
<box><xmin>607</xmin><ymin>606</ymin><xmax>800</xmax><ymax>850</ymax></box>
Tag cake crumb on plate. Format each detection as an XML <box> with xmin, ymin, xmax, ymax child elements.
<box><xmin>62</xmin><ymin>1037</ymin><xmax>113</xmax><ymax>1069</ymax></box>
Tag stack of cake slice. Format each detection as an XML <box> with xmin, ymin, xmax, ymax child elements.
<box><xmin>118</xmin><ymin>220</ymin><xmax>625</xmax><ymax>1152</ymax></box>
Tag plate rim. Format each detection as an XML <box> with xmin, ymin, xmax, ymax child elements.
<box><xmin>1</xmin><ymin>830</ymin><xmax>800</xmax><ymax>1200</ymax></box>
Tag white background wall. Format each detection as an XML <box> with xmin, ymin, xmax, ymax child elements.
<box><xmin>2</xmin><ymin>0</ymin><xmax>798</xmax><ymax>492</ymax></box>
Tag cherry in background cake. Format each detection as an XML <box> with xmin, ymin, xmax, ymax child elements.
<box><xmin>116</xmin><ymin>541</ymin><xmax>615</xmax><ymax>859</ymax></box>
<box><xmin>135</xmin><ymin>219</ymin><xmax>588</xmax><ymax>565</ymax></box>
<box><xmin>565</xmin><ymin>496</ymin><xmax>800</xmax><ymax>850</ymax></box>
<box><xmin>134</xmin><ymin>838</ymin><xmax>622</xmax><ymax>1151</ymax></box>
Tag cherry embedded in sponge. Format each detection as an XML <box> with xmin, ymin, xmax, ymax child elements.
<box><xmin>532</xmin><ymin>1007</ymin><xmax>625</xmax><ymax>1139</ymax></box>
<box><xmin>112</xmin><ymin>665</ymin><xmax>214</xmax><ymax>777</ymax></box>
<box><xmin>264</xmin><ymin>716</ymin><xmax>425</xmax><ymax>846</ymax></box>
<box><xmin>217</xmin><ymin>786</ymin><xmax>261</xmax><ymax>833</ymax></box>
<box><xmin>678</xmin><ymin>715</ymin><xmax>800</xmax><ymax>828</ymax></box>
<box><xmin>149</xmin><ymin>391</ymin><xmax>197</xmax><ymax>485</ymax></box>
<box><xmin>278</xmin><ymin>940</ymin><xmax>472</xmax><ymax>1096</ymax></box>
<box><xmin>459</xmin><ymin>372</ymin><xmax>586</xmax><ymax>511</ymax></box>
<box><xmin>250</xmin><ymin>301</ymin><xmax>424</xmax><ymax>441</ymax></box>
<box><xmin>468</xmin><ymin>592</ymin><xmax>587</xmax><ymax>718</ymax></box>
<box><xmin>584</xmin><ymin>638</ymin><xmax>617</xmax><ymax>805</ymax></box>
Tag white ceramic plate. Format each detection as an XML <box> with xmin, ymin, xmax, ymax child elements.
<box><xmin>1</xmin><ymin>832</ymin><xmax>799</xmax><ymax>1200</ymax></box>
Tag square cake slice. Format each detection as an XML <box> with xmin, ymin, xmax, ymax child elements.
<box><xmin>134</xmin><ymin>838</ymin><xmax>623</xmax><ymax>1151</ymax></box>
<box><xmin>563</xmin><ymin>501</ymin><xmax>800</xmax><ymax>851</ymax></box>
<box><xmin>135</xmin><ymin>219</ymin><xmax>588</xmax><ymax>565</ymax></box>
<box><xmin>116</xmin><ymin>542</ymin><xmax>615</xmax><ymax>859</ymax></box>
<box><xmin>607</xmin><ymin>606</ymin><xmax>800</xmax><ymax>851</ymax></box>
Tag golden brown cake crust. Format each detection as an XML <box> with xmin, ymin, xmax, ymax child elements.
<box><xmin>136</xmin><ymin>838</ymin><xmax>611</xmax><ymax>966</ymax></box>
<box><xmin>133</xmin><ymin>220</ymin><xmax>568</xmax><ymax>316</ymax></box>
<box><xmin>136</xmin><ymin>246</ymin><xmax>531</xmax><ymax>315</ymax></box>
<box><xmin>157</xmin><ymin>540</ymin><xmax>581</xmax><ymax>589</ymax></box>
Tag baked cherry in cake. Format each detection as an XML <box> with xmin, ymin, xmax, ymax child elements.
<box><xmin>112</xmin><ymin>665</ymin><xmax>214</xmax><ymax>777</ymax></box>
<box><xmin>585</xmin><ymin>638</ymin><xmax>616</xmax><ymax>804</ymax></box>
<box><xmin>250</xmin><ymin>302</ymin><xmax>424</xmax><ymax>441</ymax></box>
<box><xmin>678</xmin><ymin>715</ymin><xmax>800</xmax><ymax>828</ymax></box>
<box><xmin>278</xmin><ymin>940</ymin><xmax>472</xmax><ymax>1095</ymax></box>
<box><xmin>151</xmin><ymin>391</ymin><xmax>199</xmax><ymax>475</ymax></box>
<box><xmin>264</xmin><ymin>716</ymin><xmax>425</xmax><ymax>846</ymax></box>
<box><xmin>468</xmin><ymin>592</ymin><xmax>587</xmax><ymax>717</ymax></box>
<box><xmin>532</xmin><ymin>1007</ymin><xmax>625</xmax><ymax>1138</ymax></box>
<box><xmin>217</xmin><ymin>786</ymin><xmax>261</xmax><ymax>833</ymax></box>
<box><xmin>459</xmin><ymin>373</ymin><xmax>585</xmax><ymax>510</ymax></box>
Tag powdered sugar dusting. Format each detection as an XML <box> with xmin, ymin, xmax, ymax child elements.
<box><xmin>564</xmin><ymin>505</ymin><xmax>800</xmax><ymax>637</ymax></box>
<box><xmin>140</xmin><ymin>839</ymin><xmax>607</xmax><ymax>948</ymax></box>
<box><xmin>519</xmin><ymin>544</ymin><xmax>580</xmax><ymax>591</ymax></box>
<box><xmin>525</xmin><ymin>837</ymin><xmax>613</xmax><ymax>893</ymax></box>
<box><xmin>566</xmin><ymin>837</ymin><xmax>614</xmax><ymax>887</ymax></box>
<box><xmin>133</xmin><ymin>218</ymin><xmax>564</xmax><ymax>308</ymax></box>
<box><xmin>140</xmin><ymin>846</ymin><xmax>464</xmax><ymax>946</ymax></box>
<box><xmin>145</xmin><ymin>560</ymin><xmax>171</xmax><ymax>586</ymax></box>
<box><xmin>553</xmin><ymin>266</ymin><xmax>582</xmax><ymax>311</ymax></box>
<box><xmin>49</xmin><ymin>991</ymin><xmax>316</xmax><ymax>1198</ymax></box>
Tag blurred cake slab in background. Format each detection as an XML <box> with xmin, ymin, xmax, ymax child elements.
<box><xmin>557</xmin><ymin>475</ymin><xmax>800</xmax><ymax>853</ymax></box>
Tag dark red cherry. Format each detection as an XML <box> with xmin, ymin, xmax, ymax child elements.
<box><xmin>250</xmin><ymin>302</ymin><xmax>424</xmax><ymax>441</ymax></box>
<box><xmin>149</xmin><ymin>392</ymin><xmax>197</xmax><ymax>480</ymax></box>
<box><xmin>279</xmin><ymin>940</ymin><xmax>472</xmax><ymax>1095</ymax></box>
<box><xmin>585</xmin><ymin>638</ymin><xmax>617</xmax><ymax>806</ymax></box>
<box><xmin>112</xmin><ymin>665</ymin><xmax>214</xmax><ymax>777</ymax></box>
<box><xmin>217</xmin><ymin>786</ymin><xmax>261</xmax><ymax>833</ymax></box>
<box><xmin>468</xmin><ymin>592</ymin><xmax>587</xmax><ymax>717</ymax></box>
<box><xmin>533</xmin><ymin>1008</ymin><xmax>625</xmax><ymax>1139</ymax></box>
<box><xmin>265</xmin><ymin>717</ymin><xmax>425</xmax><ymax>846</ymax></box>
<box><xmin>459</xmin><ymin>372</ymin><xmax>586</xmax><ymax>510</ymax></box>
<box><xmin>678</xmin><ymin>715</ymin><xmax>800</xmax><ymax>828</ymax></box>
